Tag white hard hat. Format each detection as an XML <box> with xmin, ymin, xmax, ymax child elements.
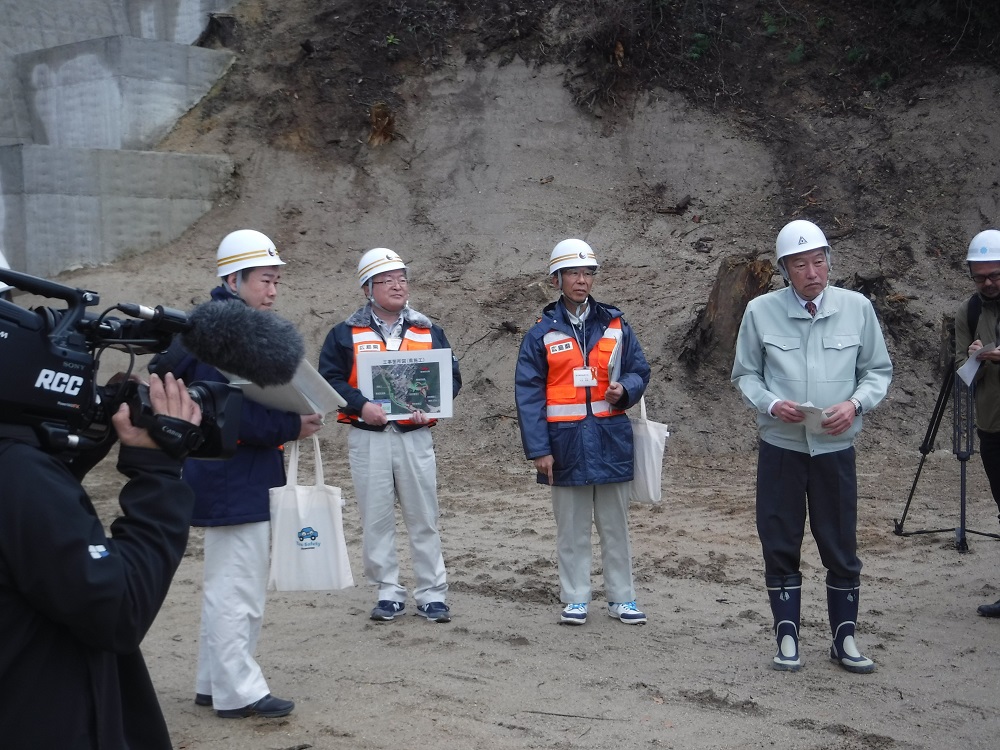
<box><xmin>216</xmin><ymin>229</ymin><xmax>284</xmax><ymax>277</ymax></box>
<box><xmin>966</xmin><ymin>229</ymin><xmax>1000</xmax><ymax>263</ymax></box>
<box><xmin>775</xmin><ymin>220</ymin><xmax>830</xmax><ymax>262</ymax></box>
<box><xmin>549</xmin><ymin>239</ymin><xmax>599</xmax><ymax>274</ymax></box>
<box><xmin>358</xmin><ymin>247</ymin><xmax>407</xmax><ymax>287</ymax></box>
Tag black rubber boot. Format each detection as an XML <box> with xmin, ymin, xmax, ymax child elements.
<box><xmin>977</xmin><ymin>598</ymin><xmax>1000</xmax><ymax>617</ymax></box>
<box><xmin>827</xmin><ymin>582</ymin><xmax>875</xmax><ymax>674</ymax></box>
<box><xmin>766</xmin><ymin>573</ymin><xmax>802</xmax><ymax>671</ymax></box>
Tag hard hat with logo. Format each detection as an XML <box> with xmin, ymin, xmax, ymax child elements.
<box><xmin>216</xmin><ymin>229</ymin><xmax>284</xmax><ymax>277</ymax></box>
<box><xmin>358</xmin><ymin>247</ymin><xmax>407</xmax><ymax>288</ymax></box>
<box><xmin>775</xmin><ymin>220</ymin><xmax>830</xmax><ymax>263</ymax></box>
<box><xmin>549</xmin><ymin>239</ymin><xmax>599</xmax><ymax>275</ymax></box>
<box><xmin>966</xmin><ymin>229</ymin><xmax>1000</xmax><ymax>263</ymax></box>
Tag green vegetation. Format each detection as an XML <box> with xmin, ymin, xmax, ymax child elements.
<box><xmin>687</xmin><ymin>32</ymin><xmax>711</xmax><ymax>60</ymax></box>
<box><xmin>762</xmin><ymin>12</ymin><xmax>783</xmax><ymax>37</ymax></box>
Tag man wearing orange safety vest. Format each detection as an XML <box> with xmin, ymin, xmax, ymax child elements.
<box><xmin>319</xmin><ymin>248</ymin><xmax>461</xmax><ymax>624</ymax></box>
<box><xmin>514</xmin><ymin>239</ymin><xmax>651</xmax><ymax>626</ymax></box>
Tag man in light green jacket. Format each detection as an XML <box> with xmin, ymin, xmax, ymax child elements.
<box><xmin>732</xmin><ymin>219</ymin><xmax>892</xmax><ymax>675</ymax></box>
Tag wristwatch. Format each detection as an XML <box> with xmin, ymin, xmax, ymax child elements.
<box><xmin>850</xmin><ymin>397</ymin><xmax>863</xmax><ymax>416</ymax></box>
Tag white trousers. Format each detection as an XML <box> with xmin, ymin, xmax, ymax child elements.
<box><xmin>348</xmin><ymin>426</ymin><xmax>447</xmax><ymax>605</ymax></box>
<box><xmin>195</xmin><ymin>522</ymin><xmax>270</xmax><ymax>710</ymax></box>
<box><xmin>551</xmin><ymin>482</ymin><xmax>635</xmax><ymax>604</ymax></box>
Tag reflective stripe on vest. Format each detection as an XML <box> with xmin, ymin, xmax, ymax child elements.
<box><xmin>338</xmin><ymin>325</ymin><xmax>435</xmax><ymax>426</ymax></box>
<box><xmin>543</xmin><ymin>318</ymin><xmax>624</xmax><ymax>422</ymax></box>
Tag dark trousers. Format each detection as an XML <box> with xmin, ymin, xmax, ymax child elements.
<box><xmin>978</xmin><ymin>429</ymin><xmax>1000</xmax><ymax>519</ymax></box>
<box><xmin>756</xmin><ymin>440</ymin><xmax>862</xmax><ymax>587</ymax></box>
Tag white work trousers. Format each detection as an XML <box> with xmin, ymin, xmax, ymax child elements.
<box><xmin>551</xmin><ymin>482</ymin><xmax>635</xmax><ymax>604</ymax></box>
<box><xmin>195</xmin><ymin>521</ymin><xmax>270</xmax><ymax>710</ymax></box>
<box><xmin>348</xmin><ymin>426</ymin><xmax>447</xmax><ymax>605</ymax></box>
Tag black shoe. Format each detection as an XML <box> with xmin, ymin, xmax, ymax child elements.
<box><xmin>977</xmin><ymin>598</ymin><xmax>1000</xmax><ymax>617</ymax></box>
<box><xmin>217</xmin><ymin>694</ymin><xmax>294</xmax><ymax>719</ymax></box>
<box><xmin>195</xmin><ymin>693</ymin><xmax>212</xmax><ymax>707</ymax></box>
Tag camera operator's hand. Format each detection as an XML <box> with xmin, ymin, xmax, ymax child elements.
<box><xmin>112</xmin><ymin>373</ymin><xmax>202</xmax><ymax>450</ymax></box>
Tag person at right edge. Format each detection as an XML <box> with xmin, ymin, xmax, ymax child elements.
<box><xmin>731</xmin><ymin>219</ymin><xmax>892</xmax><ymax>674</ymax></box>
<box><xmin>954</xmin><ymin>229</ymin><xmax>1000</xmax><ymax>618</ymax></box>
<box><xmin>514</xmin><ymin>239</ymin><xmax>651</xmax><ymax>627</ymax></box>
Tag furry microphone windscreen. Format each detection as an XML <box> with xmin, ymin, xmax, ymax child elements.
<box><xmin>182</xmin><ymin>299</ymin><xmax>305</xmax><ymax>386</ymax></box>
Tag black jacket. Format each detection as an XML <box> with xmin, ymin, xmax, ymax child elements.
<box><xmin>0</xmin><ymin>438</ymin><xmax>194</xmax><ymax>749</ymax></box>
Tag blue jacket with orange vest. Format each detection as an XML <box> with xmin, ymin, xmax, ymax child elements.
<box><xmin>318</xmin><ymin>303</ymin><xmax>461</xmax><ymax>432</ymax></box>
<box><xmin>515</xmin><ymin>297</ymin><xmax>650</xmax><ymax>487</ymax></box>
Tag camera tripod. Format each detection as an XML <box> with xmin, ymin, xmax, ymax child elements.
<box><xmin>893</xmin><ymin>360</ymin><xmax>1000</xmax><ymax>551</ymax></box>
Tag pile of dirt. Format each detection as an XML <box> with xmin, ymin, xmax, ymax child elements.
<box><xmin>154</xmin><ymin>0</ymin><xmax>1000</xmax><ymax>457</ymax></box>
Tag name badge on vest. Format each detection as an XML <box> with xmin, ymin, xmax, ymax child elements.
<box><xmin>386</xmin><ymin>337</ymin><xmax>402</xmax><ymax>351</ymax></box>
<box><xmin>573</xmin><ymin>366</ymin><xmax>598</xmax><ymax>388</ymax></box>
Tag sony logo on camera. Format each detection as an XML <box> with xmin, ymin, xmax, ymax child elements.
<box><xmin>34</xmin><ymin>368</ymin><xmax>85</xmax><ymax>396</ymax></box>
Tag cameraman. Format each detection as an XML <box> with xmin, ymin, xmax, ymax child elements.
<box><xmin>0</xmin><ymin>372</ymin><xmax>201</xmax><ymax>749</ymax></box>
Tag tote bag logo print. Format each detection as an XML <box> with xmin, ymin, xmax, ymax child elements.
<box><xmin>297</xmin><ymin>526</ymin><xmax>320</xmax><ymax>548</ymax></box>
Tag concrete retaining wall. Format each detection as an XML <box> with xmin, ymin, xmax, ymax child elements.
<box><xmin>0</xmin><ymin>144</ymin><xmax>232</xmax><ymax>277</ymax></box>
<box><xmin>17</xmin><ymin>36</ymin><xmax>232</xmax><ymax>150</ymax></box>
<box><xmin>0</xmin><ymin>0</ymin><xmax>237</xmax><ymax>276</ymax></box>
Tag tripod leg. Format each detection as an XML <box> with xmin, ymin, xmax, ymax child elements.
<box><xmin>895</xmin><ymin>366</ymin><xmax>953</xmax><ymax>535</ymax></box>
<box><xmin>957</xmin><ymin>458</ymin><xmax>969</xmax><ymax>552</ymax></box>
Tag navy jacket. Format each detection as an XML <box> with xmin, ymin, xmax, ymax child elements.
<box><xmin>150</xmin><ymin>287</ymin><xmax>303</xmax><ymax>526</ymax></box>
<box><xmin>318</xmin><ymin>303</ymin><xmax>462</xmax><ymax>432</ymax></box>
<box><xmin>515</xmin><ymin>297</ymin><xmax>650</xmax><ymax>486</ymax></box>
<box><xmin>0</xmin><ymin>439</ymin><xmax>193</xmax><ymax>749</ymax></box>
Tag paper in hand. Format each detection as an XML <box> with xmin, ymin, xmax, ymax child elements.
<box><xmin>793</xmin><ymin>402</ymin><xmax>832</xmax><ymax>435</ymax></box>
<box><xmin>957</xmin><ymin>344</ymin><xmax>996</xmax><ymax>386</ymax></box>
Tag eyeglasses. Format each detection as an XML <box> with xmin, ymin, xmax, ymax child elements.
<box><xmin>371</xmin><ymin>277</ymin><xmax>408</xmax><ymax>287</ymax></box>
<box><xmin>561</xmin><ymin>269</ymin><xmax>595</xmax><ymax>279</ymax></box>
<box><xmin>971</xmin><ymin>271</ymin><xmax>1000</xmax><ymax>285</ymax></box>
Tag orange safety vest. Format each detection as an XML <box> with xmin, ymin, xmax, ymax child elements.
<box><xmin>543</xmin><ymin>318</ymin><xmax>624</xmax><ymax>422</ymax></box>
<box><xmin>338</xmin><ymin>325</ymin><xmax>436</xmax><ymax>427</ymax></box>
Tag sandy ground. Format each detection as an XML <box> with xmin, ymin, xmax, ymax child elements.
<box><xmin>115</xmin><ymin>448</ymin><xmax>1000</xmax><ymax>750</ymax></box>
<box><xmin>40</xmin><ymin>32</ymin><xmax>1000</xmax><ymax>750</ymax></box>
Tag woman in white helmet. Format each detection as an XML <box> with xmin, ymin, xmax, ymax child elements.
<box><xmin>153</xmin><ymin>229</ymin><xmax>322</xmax><ymax>718</ymax></box>
<box><xmin>955</xmin><ymin>229</ymin><xmax>1000</xmax><ymax>617</ymax></box>
<box><xmin>319</xmin><ymin>247</ymin><xmax>461</xmax><ymax>623</ymax></box>
<box><xmin>515</xmin><ymin>239</ymin><xmax>652</xmax><ymax>627</ymax></box>
<box><xmin>732</xmin><ymin>219</ymin><xmax>892</xmax><ymax>674</ymax></box>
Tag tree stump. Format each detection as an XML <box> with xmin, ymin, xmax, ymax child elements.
<box><xmin>680</xmin><ymin>254</ymin><xmax>775</xmax><ymax>368</ymax></box>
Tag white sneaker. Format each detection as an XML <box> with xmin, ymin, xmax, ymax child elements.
<box><xmin>608</xmin><ymin>601</ymin><xmax>647</xmax><ymax>624</ymax></box>
<box><xmin>560</xmin><ymin>602</ymin><xmax>588</xmax><ymax>625</ymax></box>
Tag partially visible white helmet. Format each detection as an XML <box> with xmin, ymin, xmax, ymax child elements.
<box><xmin>966</xmin><ymin>229</ymin><xmax>1000</xmax><ymax>263</ymax></box>
<box><xmin>358</xmin><ymin>247</ymin><xmax>407</xmax><ymax>287</ymax></box>
<box><xmin>216</xmin><ymin>229</ymin><xmax>284</xmax><ymax>277</ymax></box>
<box><xmin>549</xmin><ymin>239</ymin><xmax>599</xmax><ymax>275</ymax></box>
<box><xmin>775</xmin><ymin>220</ymin><xmax>830</xmax><ymax>263</ymax></box>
